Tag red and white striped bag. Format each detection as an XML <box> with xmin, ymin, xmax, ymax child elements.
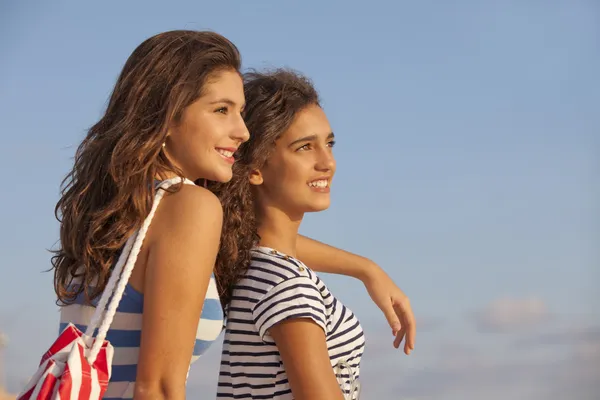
<box><xmin>16</xmin><ymin>177</ymin><xmax>194</xmax><ymax>400</ymax></box>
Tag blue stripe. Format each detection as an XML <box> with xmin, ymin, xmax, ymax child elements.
<box><xmin>104</xmin><ymin>329</ymin><xmax>142</xmax><ymax>348</ymax></box>
<box><xmin>60</xmin><ymin>274</ymin><xmax>223</xmax><ymax>392</ymax></box>
<box><xmin>110</xmin><ymin>364</ymin><xmax>138</xmax><ymax>382</ymax></box>
<box><xmin>67</xmin><ymin>284</ymin><xmax>143</xmax><ymax>313</ymax></box>
<box><xmin>59</xmin><ymin>323</ymin><xmax>142</xmax><ymax>347</ymax></box>
<box><xmin>202</xmin><ymin>298</ymin><xmax>224</xmax><ymax>320</ymax></box>
<box><xmin>193</xmin><ymin>339</ymin><xmax>215</xmax><ymax>355</ymax></box>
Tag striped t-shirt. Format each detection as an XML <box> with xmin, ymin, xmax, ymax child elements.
<box><xmin>59</xmin><ymin>275</ymin><xmax>223</xmax><ymax>399</ymax></box>
<box><xmin>217</xmin><ymin>246</ymin><xmax>365</xmax><ymax>399</ymax></box>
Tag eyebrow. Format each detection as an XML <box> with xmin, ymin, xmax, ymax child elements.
<box><xmin>288</xmin><ymin>132</ymin><xmax>335</xmax><ymax>148</ymax></box>
<box><xmin>209</xmin><ymin>98</ymin><xmax>245</xmax><ymax>109</ymax></box>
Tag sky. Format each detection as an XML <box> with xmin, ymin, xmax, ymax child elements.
<box><xmin>0</xmin><ymin>0</ymin><xmax>598</xmax><ymax>398</ymax></box>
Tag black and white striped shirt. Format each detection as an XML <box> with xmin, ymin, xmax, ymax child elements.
<box><xmin>217</xmin><ymin>246</ymin><xmax>365</xmax><ymax>399</ymax></box>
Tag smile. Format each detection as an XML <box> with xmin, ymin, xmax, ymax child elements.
<box><xmin>216</xmin><ymin>147</ymin><xmax>236</xmax><ymax>164</ymax></box>
<box><xmin>307</xmin><ymin>178</ymin><xmax>330</xmax><ymax>193</ymax></box>
<box><xmin>307</xmin><ymin>179</ymin><xmax>329</xmax><ymax>188</ymax></box>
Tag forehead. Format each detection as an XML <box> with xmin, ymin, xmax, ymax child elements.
<box><xmin>282</xmin><ymin>104</ymin><xmax>331</xmax><ymax>141</ymax></box>
<box><xmin>201</xmin><ymin>69</ymin><xmax>245</xmax><ymax>102</ymax></box>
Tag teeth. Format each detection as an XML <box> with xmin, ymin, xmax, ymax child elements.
<box><xmin>308</xmin><ymin>179</ymin><xmax>328</xmax><ymax>188</ymax></box>
<box><xmin>217</xmin><ymin>149</ymin><xmax>234</xmax><ymax>158</ymax></box>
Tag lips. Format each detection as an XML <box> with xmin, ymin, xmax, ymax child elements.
<box><xmin>216</xmin><ymin>147</ymin><xmax>237</xmax><ymax>164</ymax></box>
<box><xmin>216</xmin><ymin>147</ymin><xmax>236</xmax><ymax>158</ymax></box>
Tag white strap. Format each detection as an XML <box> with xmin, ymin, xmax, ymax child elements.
<box><xmin>85</xmin><ymin>176</ymin><xmax>196</xmax><ymax>364</ymax></box>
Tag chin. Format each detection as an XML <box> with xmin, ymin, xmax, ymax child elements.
<box><xmin>305</xmin><ymin>200</ymin><xmax>331</xmax><ymax>213</ymax></box>
<box><xmin>206</xmin><ymin>167</ymin><xmax>234</xmax><ymax>183</ymax></box>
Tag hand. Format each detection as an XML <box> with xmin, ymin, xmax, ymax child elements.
<box><xmin>362</xmin><ymin>264</ymin><xmax>416</xmax><ymax>355</ymax></box>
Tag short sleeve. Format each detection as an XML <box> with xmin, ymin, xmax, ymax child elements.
<box><xmin>252</xmin><ymin>276</ymin><xmax>327</xmax><ymax>341</ymax></box>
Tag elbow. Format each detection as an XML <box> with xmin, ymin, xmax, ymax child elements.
<box><xmin>133</xmin><ymin>379</ymin><xmax>186</xmax><ymax>400</ymax></box>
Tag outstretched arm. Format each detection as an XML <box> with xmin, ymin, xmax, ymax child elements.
<box><xmin>296</xmin><ymin>235</ymin><xmax>372</xmax><ymax>279</ymax></box>
<box><xmin>296</xmin><ymin>234</ymin><xmax>416</xmax><ymax>355</ymax></box>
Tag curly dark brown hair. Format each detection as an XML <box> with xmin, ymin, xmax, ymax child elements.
<box><xmin>52</xmin><ymin>30</ymin><xmax>242</xmax><ymax>306</ymax></box>
<box><xmin>208</xmin><ymin>68</ymin><xmax>321</xmax><ymax>310</ymax></box>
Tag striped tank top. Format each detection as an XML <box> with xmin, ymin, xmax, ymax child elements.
<box><xmin>59</xmin><ymin>275</ymin><xmax>223</xmax><ymax>399</ymax></box>
<box><xmin>218</xmin><ymin>246</ymin><xmax>365</xmax><ymax>399</ymax></box>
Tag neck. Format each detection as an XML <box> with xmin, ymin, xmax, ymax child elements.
<box><xmin>256</xmin><ymin>206</ymin><xmax>303</xmax><ymax>258</ymax></box>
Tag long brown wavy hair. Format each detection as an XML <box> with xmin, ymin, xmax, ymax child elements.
<box><xmin>208</xmin><ymin>68</ymin><xmax>321</xmax><ymax>310</ymax></box>
<box><xmin>53</xmin><ymin>30</ymin><xmax>242</xmax><ymax>306</ymax></box>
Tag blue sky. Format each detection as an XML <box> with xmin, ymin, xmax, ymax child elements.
<box><xmin>0</xmin><ymin>0</ymin><xmax>598</xmax><ymax>398</ymax></box>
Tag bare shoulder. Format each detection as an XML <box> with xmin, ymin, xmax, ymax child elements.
<box><xmin>163</xmin><ymin>184</ymin><xmax>222</xmax><ymax>218</ymax></box>
<box><xmin>157</xmin><ymin>183</ymin><xmax>222</xmax><ymax>227</ymax></box>
<box><xmin>143</xmin><ymin>183</ymin><xmax>223</xmax><ymax>250</ymax></box>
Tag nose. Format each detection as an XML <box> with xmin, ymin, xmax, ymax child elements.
<box><xmin>232</xmin><ymin>115</ymin><xmax>250</xmax><ymax>143</ymax></box>
<box><xmin>315</xmin><ymin>146</ymin><xmax>335</xmax><ymax>172</ymax></box>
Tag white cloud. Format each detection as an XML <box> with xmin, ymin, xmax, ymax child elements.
<box><xmin>359</xmin><ymin>323</ymin><xmax>600</xmax><ymax>400</ymax></box>
<box><xmin>471</xmin><ymin>296</ymin><xmax>552</xmax><ymax>333</ymax></box>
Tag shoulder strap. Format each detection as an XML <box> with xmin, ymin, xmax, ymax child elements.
<box><xmin>85</xmin><ymin>176</ymin><xmax>196</xmax><ymax>364</ymax></box>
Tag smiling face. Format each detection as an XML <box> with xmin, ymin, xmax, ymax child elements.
<box><xmin>250</xmin><ymin>104</ymin><xmax>336</xmax><ymax>218</ymax></box>
<box><xmin>165</xmin><ymin>69</ymin><xmax>249</xmax><ymax>182</ymax></box>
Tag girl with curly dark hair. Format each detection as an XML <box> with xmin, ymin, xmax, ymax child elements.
<box><xmin>216</xmin><ymin>69</ymin><xmax>414</xmax><ymax>400</ymax></box>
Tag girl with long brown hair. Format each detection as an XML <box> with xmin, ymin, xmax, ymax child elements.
<box><xmin>51</xmin><ymin>30</ymin><xmax>414</xmax><ymax>400</ymax></box>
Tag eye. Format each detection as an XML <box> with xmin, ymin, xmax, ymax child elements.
<box><xmin>327</xmin><ymin>140</ymin><xmax>336</xmax><ymax>148</ymax></box>
<box><xmin>296</xmin><ymin>143</ymin><xmax>311</xmax><ymax>152</ymax></box>
<box><xmin>215</xmin><ymin>106</ymin><xmax>228</xmax><ymax>114</ymax></box>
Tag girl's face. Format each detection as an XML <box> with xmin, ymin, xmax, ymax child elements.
<box><xmin>251</xmin><ymin>104</ymin><xmax>336</xmax><ymax>219</ymax></box>
<box><xmin>166</xmin><ymin>69</ymin><xmax>249</xmax><ymax>182</ymax></box>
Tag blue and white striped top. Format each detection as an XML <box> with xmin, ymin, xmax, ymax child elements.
<box><xmin>218</xmin><ymin>246</ymin><xmax>365</xmax><ymax>399</ymax></box>
<box><xmin>59</xmin><ymin>275</ymin><xmax>223</xmax><ymax>399</ymax></box>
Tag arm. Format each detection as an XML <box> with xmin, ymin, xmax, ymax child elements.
<box><xmin>253</xmin><ymin>276</ymin><xmax>344</xmax><ymax>400</ymax></box>
<box><xmin>296</xmin><ymin>234</ymin><xmax>372</xmax><ymax>280</ymax></box>
<box><xmin>134</xmin><ymin>186</ymin><xmax>223</xmax><ymax>400</ymax></box>
<box><xmin>296</xmin><ymin>234</ymin><xmax>416</xmax><ymax>354</ymax></box>
<box><xmin>270</xmin><ymin>320</ymin><xmax>344</xmax><ymax>400</ymax></box>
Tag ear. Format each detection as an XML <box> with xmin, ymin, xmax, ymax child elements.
<box><xmin>248</xmin><ymin>168</ymin><xmax>264</xmax><ymax>186</ymax></box>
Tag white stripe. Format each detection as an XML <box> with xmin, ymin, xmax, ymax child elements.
<box><xmin>110</xmin><ymin>346</ymin><xmax>139</xmax><ymax>365</ymax></box>
<box><xmin>60</xmin><ymin>305</ymin><xmax>143</xmax><ymax>331</ymax></box>
<box><xmin>205</xmin><ymin>278</ymin><xmax>219</xmax><ymax>298</ymax></box>
<box><xmin>104</xmin><ymin>341</ymin><xmax>115</xmax><ymax>376</ymax></box>
<box><xmin>19</xmin><ymin>357</ymin><xmax>50</xmax><ymax>399</ymax></box>
<box><xmin>29</xmin><ymin>361</ymin><xmax>55</xmax><ymax>400</ymax></box>
<box><xmin>89</xmin><ymin>366</ymin><xmax>101</xmax><ymax>400</ymax></box>
<box><xmin>67</xmin><ymin>341</ymin><xmax>83</xmax><ymax>400</ymax></box>
<box><xmin>196</xmin><ymin>318</ymin><xmax>223</xmax><ymax>341</ymax></box>
<box><xmin>104</xmin><ymin>381</ymin><xmax>135</xmax><ymax>399</ymax></box>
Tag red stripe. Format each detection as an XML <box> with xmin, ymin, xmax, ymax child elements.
<box><xmin>18</xmin><ymin>357</ymin><xmax>56</xmax><ymax>400</ymax></box>
<box><xmin>77</xmin><ymin>343</ymin><xmax>93</xmax><ymax>399</ymax></box>
<box><xmin>16</xmin><ymin>386</ymin><xmax>35</xmax><ymax>400</ymax></box>
<box><xmin>58</xmin><ymin>360</ymin><xmax>73</xmax><ymax>400</ymax></box>
<box><xmin>20</xmin><ymin>326</ymin><xmax>113</xmax><ymax>400</ymax></box>
<box><xmin>41</xmin><ymin>325</ymin><xmax>82</xmax><ymax>364</ymax></box>
<box><xmin>93</xmin><ymin>345</ymin><xmax>111</xmax><ymax>386</ymax></box>
<box><xmin>36</xmin><ymin>371</ymin><xmax>58</xmax><ymax>400</ymax></box>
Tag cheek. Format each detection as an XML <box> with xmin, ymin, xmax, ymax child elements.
<box><xmin>263</xmin><ymin>160</ymin><xmax>300</xmax><ymax>194</ymax></box>
<box><xmin>185</xmin><ymin>114</ymin><xmax>223</xmax><ymax>147</ymax></box>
